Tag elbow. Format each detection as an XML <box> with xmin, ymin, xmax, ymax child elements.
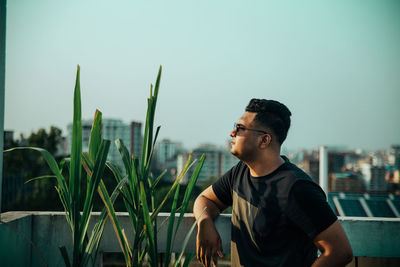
<box><xmin>344</xmin><ymin>249</ymin><xmax>354</xmax><ymax>265</ymax></box>
<box><xmin>321</xmin><ymin>246</ymin><xmax>353</xmax><ymax>265</ymax></box>
<box><xmin>335</xmin><ymin>247</ymin><xmax>353</xmax><ymax>265</ymax></box>
<box><xmin>194</xmin><ymin>194</ymin><xmax>205</xmax><ymax>209</ymax></box>
<box><xmin>193</xmin><ymin>195</ymin><xmax>210</xmax><ymax>219</ymax></box>
<box><xmin>193</xmin><ymin>195</ymin><xmax>202</xmax><ymax>215</ymax></box>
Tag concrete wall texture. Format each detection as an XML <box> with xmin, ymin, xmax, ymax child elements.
<box><xmin>1</xmin><ymin>212</ymin><xmax>400</xmax><ymax>266</ymax></box>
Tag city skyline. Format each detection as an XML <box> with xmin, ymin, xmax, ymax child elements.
<box><xmin>5</xmin><ymin>118</ymin><xmax>399</xmax><ymax>155</ymax></box>
<box><xmin>5</xmin><ymin>0</ymin><xmax>400</xmax><ymax>151</ymax></box>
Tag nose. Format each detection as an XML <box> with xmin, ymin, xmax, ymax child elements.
<box><xmin>230</xmin><ymin>129</ymin><xmax>236</xmax><ymax>137</ymax></box>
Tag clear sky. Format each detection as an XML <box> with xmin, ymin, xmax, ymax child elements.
<box><xmin>5</xmin><ymin>0</ymin><xmax>400</xmax><ymax>151</ymax></box>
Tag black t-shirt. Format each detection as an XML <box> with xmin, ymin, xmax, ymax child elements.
<box><xmin>212</xmin><ymin>157</ymin><xmax>337</xmax><ymax>267</ymax></box>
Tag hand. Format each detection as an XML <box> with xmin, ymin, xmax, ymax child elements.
<box><xmin>196</xmin><ymin>218</ymin><xmax>224</xmax><ymax>267</ymax></box>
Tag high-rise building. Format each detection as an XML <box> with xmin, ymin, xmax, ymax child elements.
<box><xmin>361</xmin><ymin>163</ymin><xmax>387</xmax><ymax>192</ymax></box>
<box><xmin>130</xmin><ymin>121</ymin><xmax>142</xmax><ymax>157</ymax></box>
<box><xmin>299</xmin><ymin>155</ymin><xmax>319</xmax><ymax>184</ymax></box>
<box><xmin>177</xmin><ymin>144</ymin><xmax>238</xmax><ymax>184</ymax></box>
<box><xmin>390</xmin><ymin>145</ymin><xmax>400</xmax><ymax>170</ymax></box>
<box><xmin>329</xmin><ymin>173</ymin><xmax>365</xmax><ymax>193</ymax></box>
<box><xmin>328</xmin><ymin>152</ymin><xmax>346</xmax><ymax>173</ymax></box>
<box><xmin>67</xmin><ymin>120</ymin><xmax>92</xmax><ymax>153</ymax></box>
<box><xmin>156</xmin><ymin>139</ymin><xmax>183</xmax><ymax>167</ymax></box>
<box><xmin>67</xmin><ymin>118</ymin><xmax>131</xmax><ymax>168</ymax></box>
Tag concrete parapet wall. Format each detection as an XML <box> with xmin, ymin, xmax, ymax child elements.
<box><xmin>340</xmin><ymin>217</ymin><xmax>400</xmax><ymax>258</ymax></box>
<box><xmin>0</xmin><ymin>212</ymin><xmax>32</xmax><ymax>266</ymax></box>
<box><xmin>1</xmin><ymin>212</ymin><xmax>400</xmax><ymax>266</ymax></box>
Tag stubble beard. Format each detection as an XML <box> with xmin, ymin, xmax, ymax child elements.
<box><xmin>231</xmin><ymin>145</ymin><xmax>255</xmax><ymax>163</ymax></box>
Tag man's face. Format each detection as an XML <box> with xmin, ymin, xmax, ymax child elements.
<box><xmin>230</xmin><ymin>112</ymin><xmax>263</xmax><ymax>161</ymax></box>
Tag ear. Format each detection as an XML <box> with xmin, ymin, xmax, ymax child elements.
<box><xmin>259</xmin><ymin>134</ymin><xmax>271</xmax><ymax>148</ymax></box>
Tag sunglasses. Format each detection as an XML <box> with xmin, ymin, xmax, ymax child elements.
<box><xmin>233</xmin><ymin>123</ymin><xmax>268</xmax><ymax>135</ymax></box>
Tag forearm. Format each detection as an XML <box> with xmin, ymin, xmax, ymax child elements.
<box><xmin>193</xmin><ymin>195</ymin><xmax>222</xmax><ymax>224</ymax></box>
<box><xmin>312</xmin><ymin>220</ymin><xmax>353</xmax><ymax>267</ymax></box>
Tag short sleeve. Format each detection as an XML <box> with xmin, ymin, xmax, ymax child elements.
<box><xmin>285</xmin><ymin>180</ymin><xmax>337</xmax><ymax>239</ymax></box>
<box><xmin>212</xmin><ymin>162</ymin><xmax>242</xmax><ymax>206</ymax></box>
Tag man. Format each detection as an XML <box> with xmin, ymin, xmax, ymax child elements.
<box><xmin>193</xmin><ymin>99</ymin><xmax>353</xmax><ymax>267</ymax></box>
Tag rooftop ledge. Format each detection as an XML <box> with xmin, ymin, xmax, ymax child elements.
<box><xmin>1</xmin><ymin>211</ymin><xmax>400</xmax><ymax>266</ymax></box>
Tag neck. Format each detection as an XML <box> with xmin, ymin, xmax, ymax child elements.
<box><xmin>246</xmin><ymin>151</ymin><xmax>285</xmax><ymax>177</ymax></box>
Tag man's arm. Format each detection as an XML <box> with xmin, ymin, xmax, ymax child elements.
<box><xmin>194</xmin><ymin>185</ymin><xmax>228</xmax><ymax>267</ymax></box>
<box><xmin>312</xmin><ymin>220</ymin><xmax>353</xmax><ymax>267</ymax></box>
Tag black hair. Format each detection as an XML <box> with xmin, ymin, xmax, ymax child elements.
<box><xmin>245</xmin><ymin>98</ymin><xmax>292</xmax><ymax>144</ymax></box>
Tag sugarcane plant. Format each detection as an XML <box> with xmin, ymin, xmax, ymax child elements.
<box><xmin>4</xmin><ymin>65</ymin><xmax>122</xmax><ymax>267</ymax></box>
<box><xmin>4</xmin><ymin>65</ymin><xmax>205</xmax><ymax>267</ymax></box>
<box><xmin>98</xmin><ymin>66</ymin><xmax>206</xmax><ymax>267</ymax></box>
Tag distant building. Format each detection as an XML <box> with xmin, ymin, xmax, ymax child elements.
<box><xmin>130</xmin><ymin>121</ymin><xmax>142</xmax><ymax>157</ymax></box>
<box><xmin>361</xmin><ymin>163</ymin><xmax>387</xmax><ymax>193</ymax></box>
<box><xmin>329</xmin><ymin>172</ymin><xmax>365</xmax><ymax>193</ymax></box>
<box><xmin>67</xmin><ymin>118</ymin><xmax>132</xmax><ymax>168</ymax></box>
<box><xmin>394</xmin><ymin>170</ymin><xmax>400</xmax><ymax>184</ymax></box>
<box><xmin>328</xmin><ymin>152</ymin><xmax>346</xmax><ymax>173</ymax></box>
<box><xmin>386</xmin><ymin>169</ymin><xmax>400</xmax><ymax>194</ymax></box>
<box><xmin>55</xmin><ymin>136</ymin><xmax>68</xmax><ymax>157</ymax></box>
<box><xmin>390</xmin><ymin>145</ymin><xmax>400</xmax><ymax>170</ymax></box>
<box><xmin>177</xmin><ymin>144</ymin><xmax>238</xmax><ymax>184</ymax></box>
<box><xmin>156</xmin><ymin>139</ymin><xmax>183</xmax><ymax>167</ymax></box>
<box><xmin>298</xmin><ymin>155</ymin><xmax>319</xmax><ymax>184</ymax></box>
<box><xmin>151</xmin><ymin>139</ymin><xmax>184</xmax><ymax>181</ymax></box>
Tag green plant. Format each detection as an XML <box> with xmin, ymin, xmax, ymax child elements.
<box><xmin>5</xmin><ymin>65</ymin><xmax>205</xmax><ymax>267</ymax></box>
<box><xmin>5</xmin><ymin>66</ymin><xmax>118</xmax><ymax>267</ymax></box>
<box><xmin>99</xmin><ymin>66</ymin><xmax>206</xmax><ymax>267</ymax></box>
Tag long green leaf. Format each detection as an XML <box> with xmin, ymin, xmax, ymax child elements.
<box><xmin>79</xmin><ymin>139</ymin><xmax>111</xmax><ymax>249</ymax></box>
<box><xmin>4</xmin><ymin>147</ymin><xmax>71</xmax><ymax>223</ymax></box>
<box><xmin>130</xmin><ymin>155</ymin><xmax>141</xmax><ymax>210</ymax></box>
<box><xmin>88</xmin><ymin>109</ymin><xmax>102</xmax><ymax>160</ymax></box>
<box><xmin>141</xmin><ymin>97</ymin><xmax>152</xmax><ymax>173</ymax></box>
<box><xmin>115</xmin><ymin>139</ymin><xmax>132</xmax><ymax>180</ymax></box>
<box><xmin>106</xmin><ymin>162</ymin><xmax>135</xmax><ymax>213</ymax></box>
<box><xmin>164</xmin><ymin>183</ymin><xmax>181</xmax><ymax>266</ymax></box>
<box><xmin>83</xmin><ymin>177</ymin><xmax>128</xmax><ymax>266</ymax></box>
<box><xmin>59</xmin><ymin>246</ymin><xmax>71</xmax><ymax>267</ymax></box>
<box><xmin>153</xmin><ymin>65</ymin><xmax>162</xmax><ymax>101</ymax></box>
<box><xmin>141</xmin><ymin>66</ymin><xmax>161</xmax><ymax>175</ymax></box>
<box><xmin>70</xmin><ymin>65</ymin><xmax>83</xmax><ymax>266</ymax></box>
<box><xmin>105</xmin><ymin>161</ymin><xmax>123</xmax><ymax>183</ymax></box>
<box><xmin>153</xmin><ymin>169</ymin><xmax>167</xmax><ymax>190</ymax></box>
<box><xmin>182</xmin><ymin>253</ymin><xmax>195</xmax><ymax>267</ymax></box>
<box><xmin>107</xmin><ymin>161</ymin><xmax>139</xmax><ymax>233</ymax></box>
<box><xmin>114</xmin><ymin>140</ymin><xmax>142</xmax><ymax>256</ymax></box>
<box><xmin>82</xmin><ymin>152</ymin><xmax>94</xmax><ymax>176</ymax></box>
<box><xmin>151</xmin><ymin>155</ymin><xmax>195</xmax><ymax>220</ymax></box>
<box><xmin>24</xmin><ymin>175</ymin><xmax>56</xmax><ymax>184</ymax></box>
<box><xmin>181</xmin><ymin>155</ymin><xmax>206</xmax><ymax>214</ymax></box>
<box><xmin>173</xmin><ymin>154</ymin><xmax>206</xmax><ymax>243</ymax></box>
<box><xmin>55</xmin><ymin>186</ymin><xmax>72</xmax><ymax>227</ymax></box>
<box><xmin>173</xmin><ymin>208</ymin><xmax>205</xmax><ymax>267</ymax></box>
<box><xmin>98</xmin><ymin>179</ymin><xmax>132</xmax><ymax>266</ymax></box>
<box><xmin>139</xmin><ymin>181</ymin><xmax>157</xmax><ymax>266</ymax></box>
<box><xmin>141</xmin><ymin>66</ymin><xmax>161</xmax><ymax>176</ymax></box>
<box><xmin>143</xmin><ymin>125</ymin><xmax>161</xmax><ymax>181</ymax></box>
<box><xmin>115</xmin><ymin>139</ymin><xmax>137</xmax><ymax>210</ymax></box>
